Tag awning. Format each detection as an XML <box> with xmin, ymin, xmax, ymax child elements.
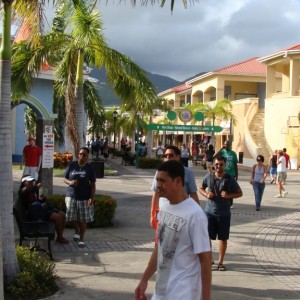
<box><xmin>220</xmin><ymin>121</ymin><xmax>231</xmax><ymax>134</ymax></box>
<box><xmin>220</xmin><ymin>121</ymin><xmax>230</xmax><ymax>129</ymax></box>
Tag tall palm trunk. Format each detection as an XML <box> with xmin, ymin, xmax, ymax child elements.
<box><xmin>0</xmin><ymin>1</ymin><xmax>18</xmax><ymax>288</ymax></box>
<box><xmin>74</xmin><ymin>48</ymin><xmax>85</xmax><ymax>153</ymax></box>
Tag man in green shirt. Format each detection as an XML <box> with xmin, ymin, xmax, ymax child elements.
<box><xmin>215</xmin><ymin>140</ymin><xmax>238</xmax><ymax>207</ymax></box>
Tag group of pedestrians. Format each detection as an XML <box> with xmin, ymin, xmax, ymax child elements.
<box><xmin>20</xmin><ymin>136</ymin><xmax>293</xmax><ymax>300</ymax></box>
<box><xmin>247</xmin><ymin>146</ymin><xmax>291</xmax><ymax>213</ymax></box>
<box><xmin>136</xmin><ymin>141</ymin><xmax>243</xmax><ymax>300</ymax></box>
<box><xmin>136</xmin><ymin>141</ymin><xmax>294</xmax><ymax>299</ymax></box>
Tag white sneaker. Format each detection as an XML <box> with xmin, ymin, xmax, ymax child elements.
<box><xmin>275</xmin><ymin>194</ymin><xmax>282</xmax><ymax>198</ymax></box>
<box><xmin>282</xmin><ymin>191</ymin><xmax>288</xmax><ymax>197</ymax></box>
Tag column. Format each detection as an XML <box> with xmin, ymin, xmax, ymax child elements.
<box><xmin>36</xmin><ymin>119</ymin><xmax>54</xmax><ymax>196</ymax></box>
<box><xmin>266</xmin><ymin>65</ymin><xmax>276</xmax><ymax>98</ymax></box>
<box><xmin>289</xmin><ymin>59</ymin><xmax>300</xmax><ymax>96</ymax></box>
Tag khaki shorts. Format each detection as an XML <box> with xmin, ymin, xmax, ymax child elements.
<box><xmin>277</xmin><ymin>172</ymin><xmax>287</xmax><ymax>182</ymax></box>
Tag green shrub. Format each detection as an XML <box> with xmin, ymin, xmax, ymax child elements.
<box><xmin>6</xmin><ymin>246</ymin><xmax>58</xmax><ymax>300</ymax></box>
<box><xmin>46</xmin><ymin>194</ymin><xmax>117</xmax><ymax>227</ymax></box>
<box><xmin>114</xmin><ymin>150</ymin><xmax>123</xmax><ymax>157</ymax></box>
<box><xmin>138</xmin><ymin>157</ymin><xmax>163</xmax><ymax>169</ymax></box>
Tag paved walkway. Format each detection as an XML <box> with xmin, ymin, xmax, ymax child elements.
<box><xmin>13</xmin><ymin>158</ymin><xmax>300</xmax><ymax>299</ymax></box>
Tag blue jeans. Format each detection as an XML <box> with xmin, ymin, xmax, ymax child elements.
<box><xmin>253</xmin><ymin>181</ymin><xmax>265</xmax><ymax>208</ymax></box>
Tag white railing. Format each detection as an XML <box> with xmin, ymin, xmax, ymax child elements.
<box><xmin>244</xmin><ymin>99</ymin><xmax>259</xmax><ymax>158</ymax></box>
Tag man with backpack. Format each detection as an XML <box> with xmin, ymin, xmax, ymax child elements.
<box><xmin>214</xmin><ymin>140</ymin><xmax>238</xmax><ymax>208</ymax></box>
<box><xmin>199</xmin><ymin>155</ymin><xmax>243</xmax><ymax>272</ymax></box>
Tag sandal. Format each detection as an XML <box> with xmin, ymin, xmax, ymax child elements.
<box><xmin>217</xmin><ymin>263</ymin><xmax>226</xmax><ymax>271</ymax></box>
<box><xmin>73</xmin><ymin>234</ymin><xmax>80</xmax><ymax>242</ymax></box>
<box><xmin>78</xmin><ymin>241</ymin><xmax>85</xmax><ymax>248</ymax></box>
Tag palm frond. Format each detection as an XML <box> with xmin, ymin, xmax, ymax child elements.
<box><xmin>13</xmin><ymin>0</ymin><xmax>46</xmax><ymax>47</ymax></box>
<box><xmin>130</xmin><ymin>0</ymin><xmax>199</xmax><ymax>11</ymax></box>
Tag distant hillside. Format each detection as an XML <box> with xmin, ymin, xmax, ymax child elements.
<box><xmin>89</xmin><ymin>67</ymin><xmax>181</xmax><ymax>106</ymax></box>
<box><xmin>89</xmin><ymin>68</ymin><xmax>207</xmax><ymax>107</ymax></box>
<box><xmin>183</xmin><ymin>72</ymin><xmax>207</xmax><ymax>83</ymax></box>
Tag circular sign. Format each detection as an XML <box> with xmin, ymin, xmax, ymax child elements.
<box><xmin>194</xmin><ymin>111</ymin><xmax>204</xmax><ymax>121</ymax></box>
<box><xmin>167</xmin><ymin>111</ymin><xmax>177</xmax><ymax>121</ymax></box>
<box><xmin>178</xmin><ymin>109</ymin><xmax>193</xmax><ymax>123</ymax></box>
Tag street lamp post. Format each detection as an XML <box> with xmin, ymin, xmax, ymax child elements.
<box><xmin>136</xmin><ymin>114</ymin><xmax>140</xmax><ymax>168</ymax></box>
<box><xmin>113</xmin><ymin>110</ymin><xmax>118</xmax><ymax>156</ymax></box>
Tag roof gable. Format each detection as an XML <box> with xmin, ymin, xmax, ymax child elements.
<box><xmin>213</xmin><ymin>57</ymin><xmax>266</xmax><ymax>76</ymax></box>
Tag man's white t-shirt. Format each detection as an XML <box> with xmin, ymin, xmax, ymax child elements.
<box><xmin>156</xmin><ymin>146</ymin><xmax>164</xmax><ymax>156</ymax></box>
<box><xmin>277</xmin><ymin>156</ymin><xmax>287</xmax><ymax>172</ymax></box>
<box><xmin>152</xmin><ymin>198</ymin><xmax>210</xmax><ymax>300</ymax></box>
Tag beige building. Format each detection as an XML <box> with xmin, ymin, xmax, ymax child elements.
<box><xmin>155</xmin><ymin>43</ymin><xmax>300</xmax><ymax>168</ymax></box>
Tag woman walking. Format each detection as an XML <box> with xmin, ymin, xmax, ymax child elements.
<box><xmin>250</xmin><ymin>155</ymin><xmax>267</xmax><ymax>211</ymax></box>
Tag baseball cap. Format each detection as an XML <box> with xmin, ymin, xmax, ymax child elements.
<box><xmin>22</xmin><ymin>175</ymin><xmax>35</xmax><ymax>182</ymax></box>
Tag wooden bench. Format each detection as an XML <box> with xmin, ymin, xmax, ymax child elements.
<box><xmin>13</xmin><ymin>197</ymin><xmax>55</xmax><ymax>260</ymax></box>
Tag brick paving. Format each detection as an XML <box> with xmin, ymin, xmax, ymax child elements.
<box><xmin>252</xmin><ymin>211</ymin><xmax>300</xmax><ymax>292</ymax></box>
<box><xmin>52</xmin><ymin>205</ymin><xmax>300</xmax><ymax>294</ymax></box>
<box><xmin>53</xmin><ymin>240</ymin><xmax>154</xmax><ymax>253</ymax></box>
<box><xmin>13</xmin><ymin>160</ymin><xmax>300</xmax><ymax>298</ymax></box>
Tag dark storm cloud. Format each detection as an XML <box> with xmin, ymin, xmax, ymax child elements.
<box><xmin>45</xmin><ymin>0</ymin><xmax>300</xmax><ymax>81</ymax></box>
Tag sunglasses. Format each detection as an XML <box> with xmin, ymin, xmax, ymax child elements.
<box><xmin>257</xmin><ymin>159</ymin><xmax>262</xmax><ymax>161</ymax></box>
<box><xmin>214</xmin><ymin>163</ymin><xmax>224</xmax><ymax>167</ymax></box>
<box><xmin>163</xmin><ymin>153</ymin><xmax>176</xmax><ymax>158</ymax></box>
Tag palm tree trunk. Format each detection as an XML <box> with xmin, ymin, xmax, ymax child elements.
<box><xmin>0</xmin><ymin>1</ymin><xmax>19</xmax><ymax>288</ymax></box>
<box><xmin>75</xmin><ymin>49</ymin><xmax>84</xmax><ymax>153</ymax></box>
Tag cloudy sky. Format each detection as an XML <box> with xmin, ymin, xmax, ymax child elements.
<box><xmin>91</xmin><ymin>0</ymin><xmax>300</xmax><ymax>81</ymax></box>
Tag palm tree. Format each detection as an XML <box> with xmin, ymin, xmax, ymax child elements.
<box><xmin>0</xmin><ymin>0</ymin><xmax>198</xmax><ymax>290</ymax></box>
<box><xmin>131</xmin><ymin>0</ymin><xmax>199</xmax><ymax>11</ymax></box>
<box><xmin>188</xmin><ymin>99</ymin><xmax>236</xmax><ymax>145</ymax></box>
<box><xmin>0</xmin><ymin>1</ymin><xmax>19</xmax><ymax>289</ymax></box>
<box><xmin>12</xmin><ymin>0</ymin><xmax>158</xmax><ymax>157</ymax></box>
<box><xmin>1</xmin><ymin>0</ymin><xmax>67</xmax><ymax>288</ymax></box>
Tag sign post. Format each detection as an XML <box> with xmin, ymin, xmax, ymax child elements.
<box><xmin>42</xmin><ymin>127</ymin><xmax>55</xmax><ymax>169</ymax></box>
<box><xmin>146</xmin><ymin>124</ymin><xmax>223</xmax><ymax>132</ymax></box>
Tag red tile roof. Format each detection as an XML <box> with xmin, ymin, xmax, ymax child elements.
<box><xmin>171</xmin><ymin>83</ymin><xmax>192</xmax><ymax>92</ymax></box>
<box><xmin>282</xmin><ymin>42</ymin><xmax>300</xmax><ymax>51</ymax></box>
<box><xmin>258</xmin><ymin>42</ymin><xmax>300</xmax><ymax>62</ymax></box>
<box><xmin>213</xmin><ymin>57</ymin><xmax>266</xmax><ymax>76</ymax></box>
<box><xmin>14</xmin><ymin>22</ymin><xmax>31</xmax><ymax>43</ymax></box>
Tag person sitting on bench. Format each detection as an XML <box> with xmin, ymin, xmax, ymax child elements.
<box><xmin>18</xmin><ymin>175</ymin><xmax>69</xmax><ymax>244</ymax></box>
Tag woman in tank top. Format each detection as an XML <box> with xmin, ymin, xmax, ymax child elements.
<box><xmin>250</xmin><ymin>155</ymin><xmax>268</xmax><ymax>211</ymax></box>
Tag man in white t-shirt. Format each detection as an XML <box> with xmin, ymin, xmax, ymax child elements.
<box><xmin>275</xmin><ymin>150</ymin><xmax>288</xmax><ymax>198</ymax></box>
<box><xmin>156</xmin><ymin>142</ymin><xmax>164</xmax><ymax>158</ymax></box>
<box><xmin>135</xmin><ymin>160</ymin><xmax>211</xmax><ymax>300</ymax></box>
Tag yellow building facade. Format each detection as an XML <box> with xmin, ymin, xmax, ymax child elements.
<box><xmin>155</xmin><ymin>43</ymin><xmax>300</xmax><ymax>168</ymax></box>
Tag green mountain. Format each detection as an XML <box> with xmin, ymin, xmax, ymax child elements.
<box><xmin>89</xmin><ymin>68</ymin><xmax>181</xmax><ymax>106</ymax></box>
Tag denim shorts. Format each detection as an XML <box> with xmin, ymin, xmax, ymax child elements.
<box><xmin>270</xmin><ymin>167</ymin><xmax>277</xmax><ymax>175</ymax></box>
<box><xmin>206</xmin><ymin>212</ymin><xmax>231</xmax><ymax>240</ymax></box>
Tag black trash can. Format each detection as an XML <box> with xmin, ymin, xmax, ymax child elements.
<box><xmin>90</xmin><ymin>160</ymin><xmax>104</xmax><ymax>178</ymax></box>
<box><xmin>238</xmin><ymin>152</ymin><xmax>243</xmax><ymax>164</ymax></box>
